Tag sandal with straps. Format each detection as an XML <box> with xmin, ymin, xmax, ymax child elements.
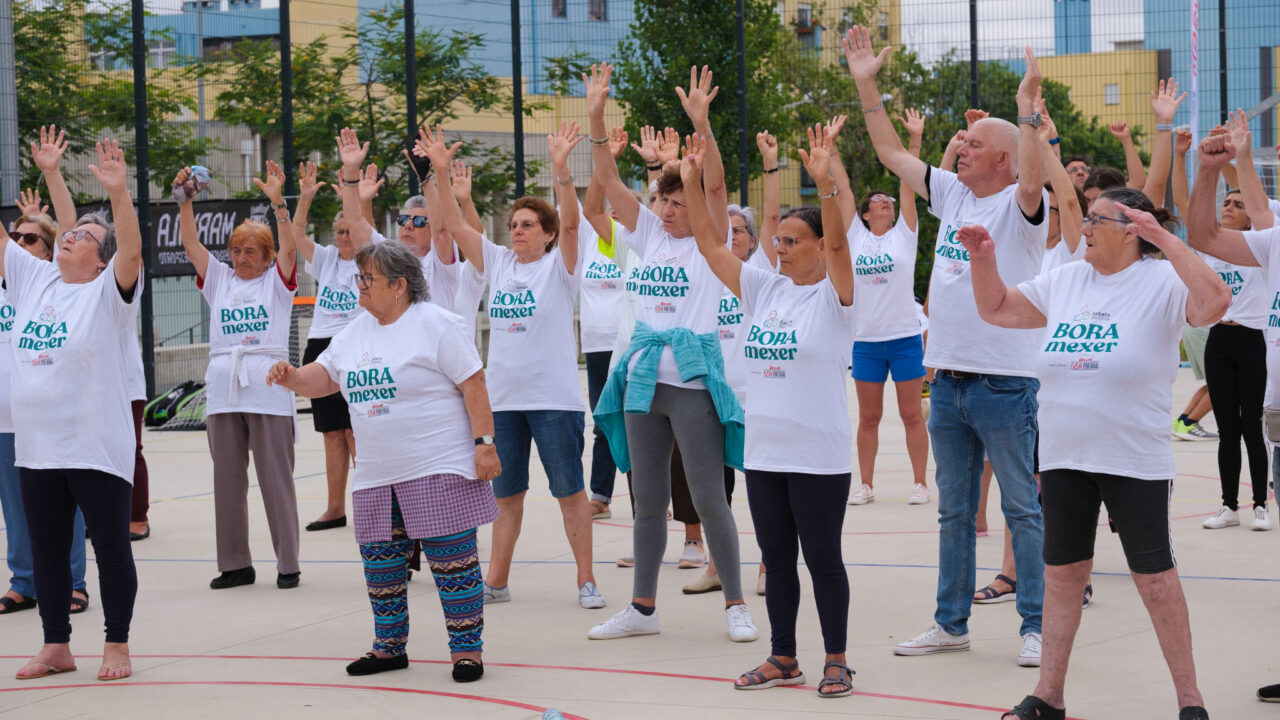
<box><xmin>1002</xmin><ymin>695</ymin><xmax>1065</xmax><ymax>720</ymax></box>
<box><xmin>817</xmin><ymin>661</ymin><xmax>855</xmax><ymax>698</ymax></box>
<box><xmin>974</xmin><ymin>574</ymin><xmax>1017</xmax><ymax>604</ymax></box>
<box><xmin>734</xmin><ymin>656</ymin><xmax>805</xmax><ymax>690</ymax></box>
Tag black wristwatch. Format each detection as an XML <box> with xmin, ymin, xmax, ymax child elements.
<box><xmin>474</xmin><ymin>435</ymin><xmax>495</xmax><ymax>447</ymax></box>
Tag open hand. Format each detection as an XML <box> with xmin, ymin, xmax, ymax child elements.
<box><xmin>964</xmin><ymin>109</ymin><xmax>989</xmax><ymax>128</ymax></box>
<box><xmin>655</xmin><ymin>127</ymin><xmax>681</xmax><ymax>165</ymax></box>
<box><xmin>1016</xmin><ymin>46</ymin><xmax>1042</xmax><ymax>113</ymax></box>
<box><xmin>1150</xmin><ymin>78</ymin><xmax>1187</xmax><ymax>125</ymax></box>
<box><xmin>631</xmin><ymin>125</ymin><xmax>660</xmax><ymax>164</ymax></box>
<box><xmin>955</xmin><ymin>224</ymin><xmax>995</xmax><ymax>259</ymax></box>
<box><xmin>336</xmin><ymin>127</ymin><xmax>370</xmax><ymax>170</ymax></box>
<box><xmin>679</xmin><ymin>134</ymin><xmax>706</xmax><ymax>187</ymax></box>
<box><xmin>1225</xmin><ymin>108</ymin><xmax>1251</xmax><ymax>158</ymax></box>
<box><xmin>1034</xmin><ymin>91</ymin><xmax>1058</xmax><ymax>142</ymax></box>
<box><xmin>15</xmin><ymin>188</ymin><xmax>47</xmax><ymax>217</ymax></box>
<box><xmin>547</xmin><ymin>119</ymin><xmax>584</xmax><ymax>168</ymax></box>
<box><xmin>796</xmin><ymin>123</ymin><xmax>832</xmax><ymax>182</ymax></box>
<box><xmin>841</xmin><ymin>25</ymin><xmax>890</xmax><ymax>81</ymax></box>
<box><xmin>30</xmin><ymin>125</ymin><xmax>69</xmax><ymax>175</ymax></box>
<box><xmin>418</xmin><ymin>124</ymin><xmax>463</xmax><ymax>170</ymax></box>
<box><xmin>87</xmin><ymin>138</ymin><xmax>128</xmax><ymax>194</ymax></box>
<box><xmin>676</xmin><ymin>65</ymin><xmax>719</xmax><ymax>125</ymax></box>
<box><xmin>583</xmin><ymin>63</ymin><xmax>612</xmax><ymax>118</ymax></box>
<box><xmin>450</xmin><ymin>160</ymin><xmax>473</xmax><ymax>202</ymax></box>
<box><xmin>298</xmin><ymin>161</ymin><xmax>327</xmax><ymax>200</ymax></box>
<box><xmin>357</xmin><ymin>163</ymin><xmax>384</xmax><ymax>204</ymax></box>
<box><xmin>252</xmin><ymin>160</ymin><xmax>286</xmax><ymax>204</ymax></box>
<box><xmin>900</xmin><ymin>108</ymin><xmax>923</xmax><ymax>139</ymax></box>
<box><xmin>607</xmin><ymin>126</ymin><xmax>628</xmax><ymax>161</ymax></box>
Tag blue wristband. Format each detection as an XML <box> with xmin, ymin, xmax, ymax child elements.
<box><xmin>1048</xmin><ymin>137</ymin><xmax>1061</xmax><ymax>146</ymax></box>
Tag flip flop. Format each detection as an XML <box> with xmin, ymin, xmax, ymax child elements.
<box><xmin>15</xmin><ymin>661</ymin><xmax>77</xmax><ymax>680</ymax></box>
<box><xmin>974</xmin><ymin>574</ymin><xmax>1017</xmax><ymax>604</ymax></box>
<box><xmin>69</xmin><ymin>589</ymin><xmax>90</xmax><ymax>615</ymax></box>
<box><xmin>97</xmin><ymin>663</ymin><xmax>132</xmax><ymax>682</ymax></box>
<box><xmin>0</xmin><ymin>595</ymin><xmax>37</xmax><ymax>614</ymax></box>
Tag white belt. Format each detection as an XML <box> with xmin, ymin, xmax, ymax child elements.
<box><xmin>210</xmin><ymin>344</ymin><xmax>288</xmax><ymax>405</ymax></box>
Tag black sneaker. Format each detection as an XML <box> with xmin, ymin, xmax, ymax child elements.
<box><xmin>346</xmin><ymin>652</ymin><xmax>409</xmax><ymax>676</ymax></box>
<box><xmin>210</xmin><ymin>566</ymin><xmax>256</xmax><ymax>590</ymax></box>
<box><xmin>1259</xmin><ymin>683</ymin><xmax>1280</xmax><ymax>702</ymax></box>
<box><xmin>277</xmin><ymin>572</ymin><xmax>301</xmax><ymax>589</ymax></box>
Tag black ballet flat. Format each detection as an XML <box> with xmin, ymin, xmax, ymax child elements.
<box><xmin>346</xmin><ymin>652</ymin><xmax>409</xmax><ymax>676</ymax></box>
<box><xmin>452</xmin><ymin>658</ymin><xmax>484</xmax><ymax>683</ymax></box>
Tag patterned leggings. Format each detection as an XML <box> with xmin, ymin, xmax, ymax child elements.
<box><xmin>359</xmin><ymin>501</ymin><xmax>485</xmax><ymax>655</ymax></box>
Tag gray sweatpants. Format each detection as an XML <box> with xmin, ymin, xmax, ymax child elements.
<box><xmin>208</xmin><ymin>411</ymin><xmax>299</xmax><ymax>574</ymax></box>
<box><xmin>624</xmin><ymin>384</ymin><xmax>743</xmax><ymax>602</ymax></box>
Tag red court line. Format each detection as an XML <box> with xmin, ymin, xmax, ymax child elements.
<box><xmin>0</xmin><ymin>680</ymin><xmax>590</xmax><ymax>719</ymax></box>
<box><xmin>0</xmin><ymin>654</ymin><xmax>1082</xmax><ymax>717</ymax></box>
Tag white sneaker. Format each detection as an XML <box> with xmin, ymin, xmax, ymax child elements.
<box><xmin>677</xmin><ymin>539</ymin><xmax>707</xmax><ymax>568</ymax></box>
<box><xmin>578</xmin><ymin>581</ymin><xmax>606</xmax><ymax>609</ymax></box>
<box><xmin>848</xmin><ymin>484</ymin><xmax>875</xmax><ymax>505</ymax></box>
<box><xmin>1202</xmin><ymin>506</ymin><xmax>1240</xmax><ymax>529</ymax></box>
<box><xmin>682</xmin><ymin>571</ymin><xmax>722</xmax><ymax>595</ymax></box>
<box><xmin>483</xmin><ymin>583</ymin><xmax>511</xmax><ymax>604</ymax></box>
<box><xmin>587</xmin><ymin>605</ymin><xmax>660</xmax><ymax>639</ymax></box>
<box><xmin>892</xmin><ymin>622</ymin><xmax>970</xmax><ymax>656</ymax></box>
<box><xmin>725</xmin><ymin>604</ymin><xmax>758</xmax><ymax>642</ymax></box>
<box><xmin>1252</xmin><ymin>505</ymin><xmax>1273</xmax><ymax>531</ymax></box>
<box><xmin>616</xmin><ymin>554</ymin><xmax>635</xmax><ymax>568</ymax></box>
<box><xmin>1018</xmin><ymin>631</ymin><xmax>1042</xmax><ymax>667</ymax></box>
<box><xmin>908</xmin><ymin>484</ymin><xmax>930</xmax><ymax>505</ymax></box>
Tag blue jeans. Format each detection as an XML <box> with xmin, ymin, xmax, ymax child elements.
<box><xmin>0</xmin><ymin>433</ymin><xmax>86</xmax><ymax>597</ymax></box>
<box><xmin>585</xmin><ymin>351</ymin><xmax>619</xmax><ymax>504</ymax></box>
<box><xmin>491</xmin><ymin>410</ymin><xmax>585</xmax><ymax>499</ymax></box>
<box><xmin>928</xmin><ymin>373</ymin><xmax>1043</xmax><ymax>637</ymax></box>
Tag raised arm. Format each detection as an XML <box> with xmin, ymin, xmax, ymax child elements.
<box><xmin>87</xmin><ymin>139</ymin><xmax>142</xmax><ymax>294</ymax></box>
<box><xmin>547</xmin><ymin>120</ymin><xmax>585</xmax><ymax>274</ymax></box>
<box><xmin>680</xmin><ymin>136</ymin><xmax>742</xmax><ymax>297</ymax></box>
<box><xmin>421</xmin><ymin>125</ymin><xmax>486</xmax><ymax>272</ymax></box>
<box><xmin>1014</xmin><ymin>47</ymin><xmax>1045</xmax><ymax>217</ymax></box>
<box><xmin>898</xmin><ymin>108</ymin><xmax>924</xmax><ymax>232</ymax></box>
<box><xmin>823</xmin><ymin>116</ymin><xmax>857</xmax><ymax>237</ymax></box>
<box><xmin>266</xmin><ymin>360</ymin><xmax>340</xmax><ymax>398</ymax></box>
<box><xmin>631</xmin><ymin>126</ymin><xmax>679</xmax><ymax>185</ymax></box>
<box><xmin>955</xmin><ymin>225</ymin><xmax>1045</xmax><ymax>328</ymax></box>
<box><xmin>843</xmin><ymin>26</ymin><xmax>928</xmax><ymax>198</ymax></box>
<box><xmin>1171</xmin><ymin>129</ymin><xmax>1193</xmax><ymax>222</ymax></box>
<box><xmin>1226</xmin><ymin>109</ymin><xmax>1274</xmax><ymax>230</ymax></box>
<box><xmin>1187</xmin><ymin>135</ymin><xmax>1257</xmax><ymax>267</ymax></box>
<box><xmin>173</xmin><ymin>166</ymin><xmax>211</xmax><ymax>279</ymax></box>
<box><xmin>450</xmin><ymin>160</ymin><xmax>485</xmax><ymax>235</ymax></box>
<box><xmin>1109</xmin><ymin>122</ymin><xmax>1147</xmax><ymax>190</ymax></box>
<box><xmin>677</xmin><ymin>65</ymin><xmax>729</xmax><ymax>241</ymax></box>
<box><xmin>252</xmin><ymin>160</ymin><xmax>295</xmax><ymax>278</ymax></box>
<box><xmin>14</xmin><ymin>189</ymin><xmax>47</xmax><ymax>217</ymax></box>
<box><xmin>336</xmin><ymin>127</ymin><xmax>378</xmax><ymax>248</ymax></box>
<box><xmin>939</xmin><ymin>128</ymin><xmax>966</xmax><ymax>173</ymax></box>
<box><xmin>756</xmin><ymin>130</ymin><xmax>781</xmax><ymax>267</ymax></box>
<box><xmin>417</xmin><ymin>171</ymin><xmax>455</xmax><ymax>264</ymax></box>
<box><xmin>585</xmin><ymin>128</ymin><xmax>626</xmax><ymax>242</ymax></box>
<box><xmin>584</xmin><ymin>63</ymin><xmax>640</xmax><ymax>231</ymax></box>
<box><xmin>1142</xmin><ymin>79</ymin><xmax>1185</xmax><ymax>206</ymax></box>
<box><xmin>1037</xmin><ymin>94</ymin><xmax>1082</xmax><ymax>252</ymax></box>
<box><xmin>291</xmin><ymin>161</ymin><xmax>325</xmax><ymax>263</ymax></box>
<box><xmin>799</xmin><ymin>124</ymin><xmax>854</xmax><ymax>306</ymax></box>
<box><xmin>1122</xmin><ymin>203</ymin><xmax>1229</xmax><ymax>326</ymax></box>
<box><xmin>31</xmin><ymin>125</ymin><xmax>77</xmax><ymax>234</ymax></box>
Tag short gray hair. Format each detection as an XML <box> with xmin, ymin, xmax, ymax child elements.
<box><xmin>727</xmin><ymin>204</ymin><xmax>758</xmax><ymax>253</ymax></box>
<box><xmin>75</xmin><ymin>210</ymin><xmax>116</xmax><ymax>264</ymax></box>
<box><xmin>401</xmin><ymin>195</ymin><xmax>427</xmax><ymax>212</ymax></box>
<box><xmin>355</xmin><ymin>241</ymin><xmax>429</xmax><ymax>304</ymax></box>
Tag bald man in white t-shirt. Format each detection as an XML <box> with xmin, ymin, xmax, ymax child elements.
<box><xmin>844</xmin><ymin>26</ymin><xmax>1048</xmax><ymax>666</ymax></box>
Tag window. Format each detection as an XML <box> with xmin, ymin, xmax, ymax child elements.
<box><xmin>774</xmin><ymin>1</ymin><xmax>784</xmax><ymax>23</ymax></box>
<box><xmin>148</xmin><ymin>38</ymin><xmax>176</xmax><ymax>69</ymax></box>
<box><xmin>877</xmin><ymin>11</ymin><xmax>889</xmax><ymax>42</ymax></box>
<box><xmin>1104</xmin><ymin>83</ymin><xmax>1120</xmax><ymax>106</ymax></box>
<box><xmin>90</xmin><ymin>49</ymin><xmax>120</xmax><ymax>71</ymax></box>
<box><xmin>551</xmin><ymin>0</ymin><xmax>565</xmax><ymax>18</ymax></box>
<box><xmin>796</xmin><ymin>3</ymin><xmax>812</xmax><ymax>29</ymax></box>
<box><xmin>588</xmin><ymin>0</ymin><xmax>606</xmax><ymax>21</ymax></box>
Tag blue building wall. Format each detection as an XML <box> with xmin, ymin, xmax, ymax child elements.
<box><xmin>147</xmin><ymin>7</ymin><xmax>279</xmax><ymax>58</ymax></box>
<box><xmin>1054</xmin><ymin>0</ymin><xmax>1092</xmax><ymax>55</ymax></box>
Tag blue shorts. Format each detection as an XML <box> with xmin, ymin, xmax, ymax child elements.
<box><xmin>852</xmin><ymin>335</ymin><xmax>926</xmax><ymax>383</ymax></box>
<box><xmin>491</xmin><ymin>410</ymin><xmax>585</xmax><ymax>499</ymax></box>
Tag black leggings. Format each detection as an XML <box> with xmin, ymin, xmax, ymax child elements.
<box><xmin>1203</xmin><ymin>323</ymin><xmax>1268</xmax><ymax>509</ymax></box>
<box><xmin>20</xmin><ymin>468</ymin><xmax>137</xmax><ymax>644</ymax></box>
<box><xmin>745</xmin><ymin>469</ymin><xmax>851</xmax><ymax>657</ymax></box>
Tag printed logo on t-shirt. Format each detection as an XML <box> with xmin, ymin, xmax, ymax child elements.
<box><xmin>347</xmin><ymin>354</ymin><xmax>398</xmax><ymax>407</ymax></box>
<box><xmin>318</xmin><ymin>283</ymin><xmax>359</xmax><ymax>314</ymax></box>
<box><xmin>1269</xmin><ymin>292</ymin><xmax>1280</xmax><ymax>328</ymax></box>
<box><xmin>490</xmin><ymin>281</ymin><xmax>536</xmax><ymax>320</ymax></box>
<box><xmin>220</xmin><ymin>292</ymin><xmax>270</xmax><ymax>336</ymax></box>
<box><xmin>745</xmin><ymin>311</ymin><xmax>798</xmax><ymax>362</ymax></box>
<box><xmin>1045</xmin><ymin>306</ymin><xmax>1120</xmax><ymax>361</ymax></box>
<box><xmin>856</xmin><ymin>252</ymin><xmax>895</xmax><ymax>277</ymax></box>
<box><xmin>625</xmin><ymin>256</ymin><xmax>690</xmax><ymax>302</ymax></box>
<box><xmin>585</xmin><ymin>260</ymin><xmax>622</xmax><ymax>283</ymax></box>
<box><xmin>718</xmin><ymin>295</ymin><xmax>743</xmax><ymax>340</ymax></box>
<box><xmin>1212</xmin><ymin>260</ymin><xmax>1245</xmax><ymax>296</ymax></box>
<box><xmin>936</xmin><ymin>224</ymin><xmax>971</xmax><ymax>263</ymax></box>
<box><xmin>18</xmin><ymin>305</ymin><xmax>68</xmax><ymax>352</ymax></box>
<box><xmin>0</xmin><ymin>302</ymin><xmax>13</xmax><ymax>333</ymax></box>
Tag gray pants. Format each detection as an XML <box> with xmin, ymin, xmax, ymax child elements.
<box><xmin>208</xmin><ymin>412</ymin><xmax>299</xmax><ymax>574</ymax></box>
<box><xmin>625</xmin><ymin>384</ymin><xmax>743</xmax><ymax>602</ymax></box>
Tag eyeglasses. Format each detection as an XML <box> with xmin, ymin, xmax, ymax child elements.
<box><xmin>61</xmin><ymin>228</ymin><xmax>101</xmax><ymax>245</ymax></box>
<box><xmin>334</xmin><ymin>228</ymin><xmax>351</xmax><ymax>236</ymax></box>
<box><xmin>398</xmin><ymin>214</ymin><xmax>428</xmax><ymax>228</ymax></box>
<box><xmin>1081</xmin><ymin>213</ymin><xmax>1129</xmax><ymax>227</ymax></box>
<box><xmin>869</xmin><ymin>195</ymin><xmax>896</xmax><ymax>205</ymax></box>
<box><xmin>1067</xmin><ymin>165</ymin><xmax>1092</xmax><ymax>175</ymax></box>
<box><xmin>353</xmin><ymin>272</ymin><xmax>381</xmax><ymax>289</ymax></box>
<box><xmin>9</xmin><ymin>231</ymin><xmax>44</xmax><ymax>246</ymax></box>
<box><xmin>772</xmin><ymin>235</ymin><xmax>809</xmax><ymax>248</ymax></box>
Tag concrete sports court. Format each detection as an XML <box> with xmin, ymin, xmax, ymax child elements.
<box><xmin>1</xmin><ymin>368</ymin><xmax>1275</xmax><ymax>719</ymax></box>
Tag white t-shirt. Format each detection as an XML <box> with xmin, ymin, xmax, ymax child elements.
<box><xmin>0</xmin><ymin>285</ymin><xmax>14</xmax><ymax>433</ymax></box>
<box><xmin>720</xmin><ymin>250</ymin><xmax>776</xmax><ymax>401</ymax></box>
<box><xmin>5</xmin><ymin>244</ymin><xmax>141</xmax><ymax>481</ymax></box>
<box><xmin>623</xmin><ymin>206</ymin><xmax>726</xmax><ymax>389</ymax></box>
<box><xmin>1205</xmin><ymin>253</ymin><xmax>1267</xmax><ymax>329</ymax></box>
<box><xmin>420</xmin><ymin>247</ymin><xmax>459</xmax><ymax>314</ymax></box>
<box><xmin>1039</xmin><ymin>239</ymin><xmax>1085</xmax><ymax>275</ymax></box>
<box><xmin>926</xmin><ymin>168</ymin><xmax>1048</xmax><ymax>376</ymax></box>
<box><xmin>317</xmin><ymin>302</ymin><xmax>482</xmax><ymax>491</ymax></box>
<box><xmin>1269</xmin><ymin>199</ymin><xmax>1280</xmax><ymax>221</ymax></box>
<box><xmin>848</xmin><ymin>214</ymin><xmax>922</xmax><ymax>342</ymax></box>
<box><xmin>1243</xmin><ymin>226</ymin><xmax>1280</xmax><ymax>405</ymax></box>
<box><xmin>578</xmin><ymin>214</ymin><xmax>625</xmax><ymax>354</ymax></box>
<box><xmin>305</xmin><ymin>244</ymin><xmax>362</xmax><ymax>339</ymax></box>
<box><xmin>1019</xmin><ymin>258</ymin><xmax>1188</xmax><ymax>480</ymax></box>
<box><xmin>199</xmin><ymin>260</ymin><xmax>297</xmax><ymax>416</ymax></box>
<box><xmin>481</xmin><ymin>238</ymin><xmax>583</xmax><ymax>412</ymax></box>
<box><xmin>454</xmin><ymin>259</ymin><xmax>487</xmax><ymax>339</ymax></box>
<box><xmin>739</xmin><ymin>264</ymin><xmax>856</xmax><ymax>474</ymax></box>
<box><xmin>122</xmin><ymin>321</ymin><xmax>145</xmax><ymax>402</ymax></box>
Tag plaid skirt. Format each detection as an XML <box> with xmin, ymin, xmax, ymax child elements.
<box><xmin>352</xmin><ymin>473</ymin><xmax>498</xmax><ymax>544</ymax></box>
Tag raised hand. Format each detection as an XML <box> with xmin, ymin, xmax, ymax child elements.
<box><xmin>676</xmin><ymin>65</ymin><xmax>719</xmax><ymax>125</ymax></box>
<box><xmin>1198</xmin><ymin>133</ymin><xmax>1235</xmax><ymax>168</ymax></box>
<box><xmin>450</xmin><ymin>160</ymin><xmax>473</xmax><ymax>202</ymax></box>
<box><xmin>655</xmin><ymin>127</ymin><xmax>681</xmax><ymax>165</ymax></box>
<box><xmin>265</xmin><ymin>361</ymin><xmax>297</xmax><ymax>389</ymax></box>
<box><xmin>357</xmin><ymin>163</ymin><xmax>384</xmax><ymax>204</ymax></box>
<box><xmin>1034</xmin><ymin>91</ymin><xmax>1058</xmax><ymax>142</ymax></box>
<box><xmin>955</xmin><ymin>224</ymin><xmax>995</xmax><ymax>260</ymax></box>
<box><xmin>15</xmin><ymin>188</ymin><xmax>47</xmax><ymax>216</ymax></box>
<box><xmin>827</xmin><ymin>114</ymin><xmax>850</xmax><ymax>143</ymax></box>
<box><xmin>30</xmin><ymin>125</ymin><xmax>69</xmax><ymax>175</ymax></box>
<box><xmin>607</xmin><ymin>126</ymin><xmax>628</xmax><ymax>161</ymax></box>
<box><xmin>756</xmin><ymin>130</ymin><xmax>778</xmax><ymax>166</ymax></box>
<box><xmin>583</xmin><ymin>63</ymin><xmax>612</xmax><ymax>119</ymax></box>
<box><xmin>1173</xmin><ymin>128</ymin><xmax>1193</xmax><ymax>155</ymax></box>
<box><xmin>1109</xmin><ymin>121</ymin><xmax>1131</xmax><ymax>141</ymax></box>
<box><xmin>87</xmin><ymin>138</ymin><xmax>128</xmax><ymax>194</ymax></box>
<box><xmin>631</xmin><ymin>125</ymin><xmax>660</xmax><ymax>164</ymax></box>
<box><xmin>336</xmin><ymin>127</ymin><xmax>370</xmax><ymax>170</ymax></box>
<box><xmin>417</xmin><ymin>124</ymin><xmax>463</xmax><ymax>169</ymax></box>
<box><xmin>298</xmin><ymin>161</ymin><xmax>327</xmax><ymax>200</ymax></box>
<box><xmin>1225</xmin><ymin>108</ymin><xmax>1251</xmax><ymax>157</ymax></box>
<box><xmin>964</xmin><ymin>109</ymin><xmax>989</xmax><ymax>128</ymax></box>
<box><xmin>547</xmin><ymin>119</ymin><xmax>584</xmax><ymax>168</ymax></box>
<box><xmin>946</xmin><ymin>128</ymin><xmax>968</xmax><ymax>155</ymax></box>
<box><xmin>900</xmin><ymin>108</ymin><xmax>923</xmax><ymax>139</ymax></box>
<box><xmin>1017</xmin><ymin>46</ymin><xmax>1042</xmax><ymax>113</ymax></box>
<box><xmin>1150</xmin><ymin>78</ymin><xmax>1187</xmax><ymax>125</ymax></box>
<box><xmin>252</xmin><ymin>160</ymin><xmax>287</xmax><ymax>204</ymax></box>
<box><xmin>841</xmin><ymin>25</ymin><xmax>891</xmax><ymax>81</ymax></box>
<box><xmin>796</xmin><ymin>123</ymin><xmax>833</xmax><ymax>182</ymax></box>
<box><xmin>679</xmin><ymin>134</ymin><xmax>706</xmax><ymax>187</ymax></box>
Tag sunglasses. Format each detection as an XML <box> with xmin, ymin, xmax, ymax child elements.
<box><xmin>9</xmin><ymin>231</ymin><xmax>44</xmax><ymax>246</ymax></box>
<box><xmin>398</xmin><ymin>215</ymin><xmax>428</xmax><ymax>228</ymax></box>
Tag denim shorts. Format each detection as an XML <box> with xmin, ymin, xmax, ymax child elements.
<box><xmin>491</xmin><ymin>410</ymin><xmax>585</xmax><ymax>499</ymax></box>
<box><xmin>852</xmin><ymin>334</ymin><xmax>925</xmax><ymax>383</ymax></box>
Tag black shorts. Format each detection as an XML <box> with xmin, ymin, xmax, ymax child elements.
<box><xmin>302</xmin><ymin>337</ymin><xmax>352</xmax><ymax>433</ymax></box>
<box><xmin>1040</xmin><ymin>469</ymin><xmax>1174</xmax><ymax>574</ymax></box>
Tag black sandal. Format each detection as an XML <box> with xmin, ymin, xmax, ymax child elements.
<box><xmin>1002</xmin><ymin>695</ymin><xmax>1065</xmax><ymax>719</ymax></box>
<box><xmin>1179</xmin><ymin>706</ymin><xmax>1209</xmax><ymax>720</ymax></box>
<box><xmin>452</xmin><ymin>658</ymin><xmax>484</xmax><ymax>683</ymax></box>
<box><xmin>734</xmin><ymin>656</ymin><xmax>805</xmax><ymax>690</ymax></box>
<box><xmin>69</xmin><ymin>589</ymin><xmax>90</xmax><ymax>615</ymax></box>
<box><xmin>817</xmin><ymin>661</ymin><xmax>855</xmax><ymax>698</ymax></box>
<box><xmin>0</xmin><ymin>594</ymin><xmax>36</xmax><ymax>614</ymax></box>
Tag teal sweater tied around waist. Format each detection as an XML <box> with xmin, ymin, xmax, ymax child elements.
<box><xmin>592</xmin><ymin>321</ymin><xmax>744</xmax><ymax>473</ymax></box>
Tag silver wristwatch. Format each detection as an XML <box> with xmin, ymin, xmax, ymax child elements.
<box><xmin>1016</xmin><ymin>113</ymin><xmax>1042</xmax><ymax>128</ymax></box>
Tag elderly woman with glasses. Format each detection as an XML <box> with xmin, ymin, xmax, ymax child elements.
<box><xmin>8</xmin><ymin>137</ymin><xmax>144</xmax><ymax>682</ymax></box>
<box><xmin>176</xmin><ymin>161</ymin><xmax>301</xmax><ymax>592</ymax></box>
<box><xmin>268</xmin><ymin>241</ymin><xmax>499</xmax><ymax>683</ymax></box>
<box><xmin>959</xmin><ymin>184</ymin><xmax>1226</xmax><ymax>720</ymax></box>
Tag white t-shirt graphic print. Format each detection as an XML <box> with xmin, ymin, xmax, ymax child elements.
<box><xmin>305</xmin><ymin>244</ymin><xmax>362</xmax><ymax>339</ymax></box>
<box><xmin>1019</xmin><ymin>258</ymin><xmax>1188</xmax><ymax>480</ymax></box>
<box><xmin>848</xmin><ymin>214</ymin><xmax>921</xmax><ymax>342</ymax></box>
<box><xmin>926</xmin><ymin>168</ymin><xmax>1048</xmax><ymax>376</ymax></box>
<box><xmin>577</xmin><ymin>213</ymin><xmax>625</xmax><ymax>354</ymax></box>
